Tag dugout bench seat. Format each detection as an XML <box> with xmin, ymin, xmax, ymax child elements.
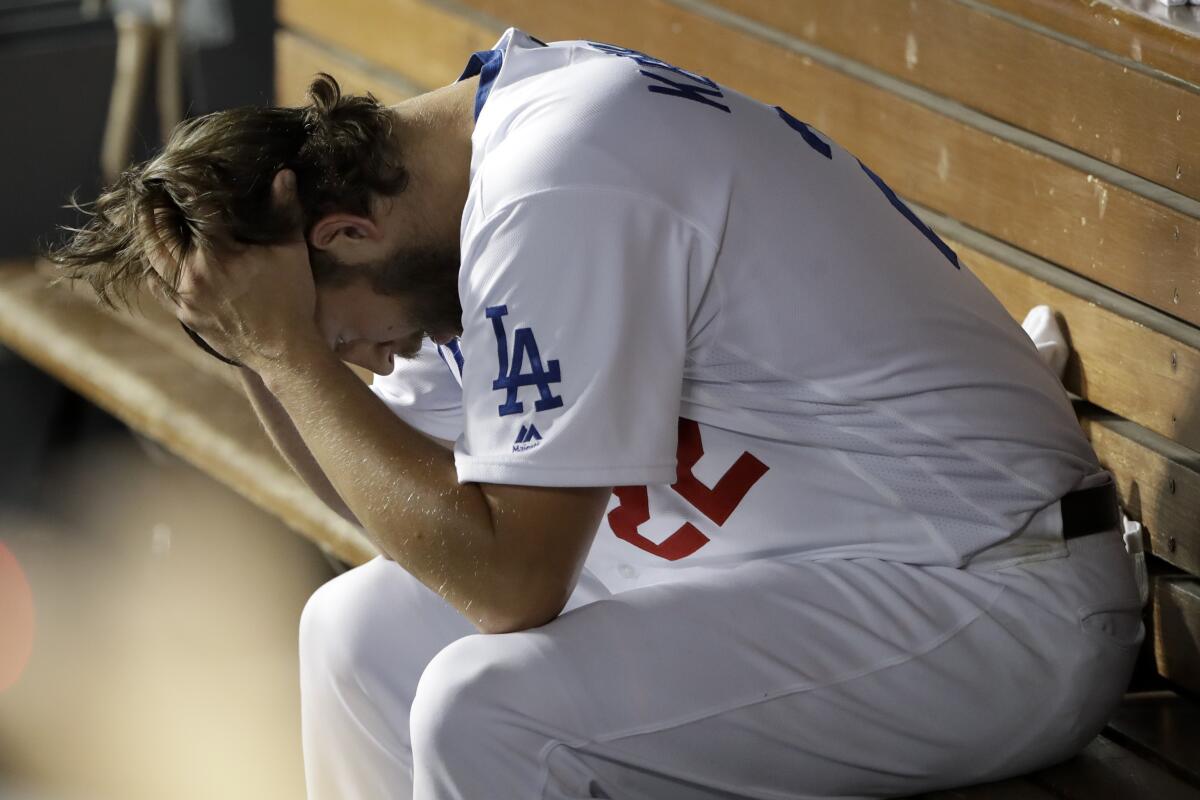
<box><xmin>1</xmin><ymin>0</ymin><xmax>1198</xmax><ymax>796</ymax></box>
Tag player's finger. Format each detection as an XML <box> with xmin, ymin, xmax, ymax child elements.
<box><xmin>138</xmin><ymin>206</ymin><xmax>222</xmax><ymax>301</ymax></box>
<box><xmin>137</xmin><ymin>207</ymin><xmax>173</xmax><ymax>276</ymax></box>
<box><xmin>142</xmin><ymin>264</ymin><xmax>175</xmax><ymax>308</ymax></box>
<box><xmin>269</xmin><ymin>168</ymin><xmax>305</xmax><ymax>240</ymax></box>
<box><xmin>136</xmin><ymin>207</ymin><xmax>190</xmax><ymax>305</ymax></box>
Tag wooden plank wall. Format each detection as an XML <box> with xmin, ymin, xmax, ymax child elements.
<box><xmin>274</xmin><ymin>0</ymin><xmax>1200</xmax><ymax>694</ymax></box>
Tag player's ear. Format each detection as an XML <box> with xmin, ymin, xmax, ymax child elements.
<box><xmin>308</xmin><ymin>212</ymin><xmax>383</xmax><ymax>251</ymax></box>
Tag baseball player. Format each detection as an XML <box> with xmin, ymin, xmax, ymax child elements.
<box><xmin>52</xmin><ymin>27</ymin><xmax>1144</xmax><ymax>799</ymax></box>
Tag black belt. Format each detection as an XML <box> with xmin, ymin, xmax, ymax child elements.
<box><xmin>1060</xmin><ymin>480</ymin><xmax>1121</xmax><ymax>540</ymax></box>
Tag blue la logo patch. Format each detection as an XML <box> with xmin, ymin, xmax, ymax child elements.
<box><xmin>486</xmin><ymin>304</ymin><xmax>564</xmax><ymax>418</ymax></box>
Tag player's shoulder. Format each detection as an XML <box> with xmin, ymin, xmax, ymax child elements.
<box><xmin>489</xmin><ymin>29</ymin><xmax>651</xmax><ymax>96</ymax></box>
<box><xmin>467</xmin><ymin>30</ymin><xmax>749</xmax><ymax>246</ymax></box>
<box><xmin>470</xmin><ymin>61</ymin><xmax>684</xmax><ymax>216</ymax></box>
<box><xmin>468</xmin><ymin>119</ymin><xmax>653</xmax><ymax>231</ymax></box>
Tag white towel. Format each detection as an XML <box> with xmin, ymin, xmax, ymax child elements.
<box><xmin>1021</xmin><ymin>305</ymin><xmax>1149</xmax><ymax>603</ymax></box>
<box><xmin>1021</xmin><ymin>304</ymin><xmax>1069</xmax><ymax>380</ymax></box>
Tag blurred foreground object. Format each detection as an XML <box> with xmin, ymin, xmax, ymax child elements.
<box><xmin>0</xmin><ymin>541</ymin><xmax>35</xmax><ymax>693</ymax></box>
<box><xmin>0</xmin><ymin>436</ymin><xmax>333</xmax><ymax>800</ymax></box>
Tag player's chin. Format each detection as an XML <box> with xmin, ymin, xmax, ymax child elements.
<box><xmin>394</xmin><ymin>338</ymin><xmax>426</xmax><ymax>361</ymax></box>
<box><xmin>425</xmin><ymin>323</ymin><xmax>463</xmax><ymax>347</ymax></box>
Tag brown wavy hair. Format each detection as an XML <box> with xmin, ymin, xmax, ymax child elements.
<box><xmin>46</xmin><ymin>74</ymin><xmax>407</xmax><ymax>307</ymax></box>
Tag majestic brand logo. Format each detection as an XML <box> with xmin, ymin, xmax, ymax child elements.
<box><xmin>513</xmin><ymin>424</ymin><xmax>543</xmax><ymax>452</ymax></box>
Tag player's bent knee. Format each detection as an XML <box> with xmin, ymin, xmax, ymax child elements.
<box><xmin>410</xmin><ymin>635</ymin><xmax>495</xmax><ymax>740</ymax></box>
<box><xmin>298</xmin><ymin>556</ymin><xmax>413</xmax><ymax>681</ymax></box>
<box><xmin>410</xmin><ymin>633</ymin><xmax>533</xmax><ymax>758</ymax></box>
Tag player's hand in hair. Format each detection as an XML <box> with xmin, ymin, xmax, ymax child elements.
<box><xmin>141</xmin><ymin>168</ymin><xmax>321</xmax><ymax>371</ymax></box>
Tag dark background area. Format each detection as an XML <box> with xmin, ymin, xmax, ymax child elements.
<box><xmin>0</xmin><ymin>0</ymin><xmax>274</xmax><ymax>510</ymax></box>
<box><xmin>0</xmin><ymin>0</ymin><xmax>274</xmax><ymax>260</ymax></box>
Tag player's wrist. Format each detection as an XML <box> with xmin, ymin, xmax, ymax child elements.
<box><xmin>180</xmin><ymin>322</ymin><xmax>245</xmax><ymax>368</ymax></box>
<box><xmin>248</xmin><ymin>327</ymin><xmax>336</xmax><ymax>384</ymax></box>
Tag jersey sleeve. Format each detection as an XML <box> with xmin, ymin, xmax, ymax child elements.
<box><xmin>454</xmin><ymin>187</ymin><xmax>710</xmax><ymax>487</ymax></box>
<box><xmin>370</xmin><ymin>338</ymin><xmax>464</xmax><ymax>442</ymax></box>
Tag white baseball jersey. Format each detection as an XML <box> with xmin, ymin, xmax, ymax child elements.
<box><xmin>372</xmin><ymin>28</ymin><xmax>1100</xmax><ymax>591</ymax></box>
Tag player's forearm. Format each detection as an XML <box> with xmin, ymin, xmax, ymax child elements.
<box><xmin>255</xmin><ymin>338</ymin><xmax>513</xmax><ymax>629</ymax></box>
<box><xmin>239</xmin><ymin>367</ymin><xmax>361</xmax><ymax>526</ymax></box>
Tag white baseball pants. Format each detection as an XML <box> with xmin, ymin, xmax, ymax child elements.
<box><xmin>299</xmin><ymin>529</ymin><xmax>1141</xmax><ymax>799</ymax></box>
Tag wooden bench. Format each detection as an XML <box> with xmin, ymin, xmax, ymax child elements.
<box><xmin>1</xmin><ymin>0</ymin><xmax>1197</xmax><ymax>796</ymax></box>
<box><xmin>0</xmin><ymin>262</ymin><xmax>377</xmax><ymax>568</ymax></box>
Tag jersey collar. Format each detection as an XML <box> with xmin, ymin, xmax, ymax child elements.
<box><xmin>457</xmin><ymin>48</ymin><xmax>504</xmax><ymax>121</ymax></box>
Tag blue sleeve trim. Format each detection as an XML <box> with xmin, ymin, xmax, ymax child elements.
<box><xmin>445</xmin><ymin>338</ymin><xmax>466</xmax><ymax>372</ymax></box>
<box><xmin>457</xmin><ymin>48</ymin><xmax>505</xmax><ymax>121</ymax></box>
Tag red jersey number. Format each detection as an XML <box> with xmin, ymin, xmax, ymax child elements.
<box><xmin>607</xmin><ymin>418</ymin><xmax>769</xmax><ymax>561</ymax></box>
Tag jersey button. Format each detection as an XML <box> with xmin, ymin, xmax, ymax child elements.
<box><xmin>617</xmin><ymin>563</ymin><xmax>638</xmax><ymax>580</ymax></box>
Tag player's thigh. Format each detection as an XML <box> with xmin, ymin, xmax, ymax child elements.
<box><xmin>468</xmin><ymin>557</ymin><xmax>1011</xmax><ymax>733</ymax></box>
<box><xmin>413</xmin><ymin>552</ymin><xmax>1135</xmax><ymax>798</ymax></box>
<box><xmin>300</xmin><ymin>557</ymin><xmax>613</xmax><ymax>697</ymax></box>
